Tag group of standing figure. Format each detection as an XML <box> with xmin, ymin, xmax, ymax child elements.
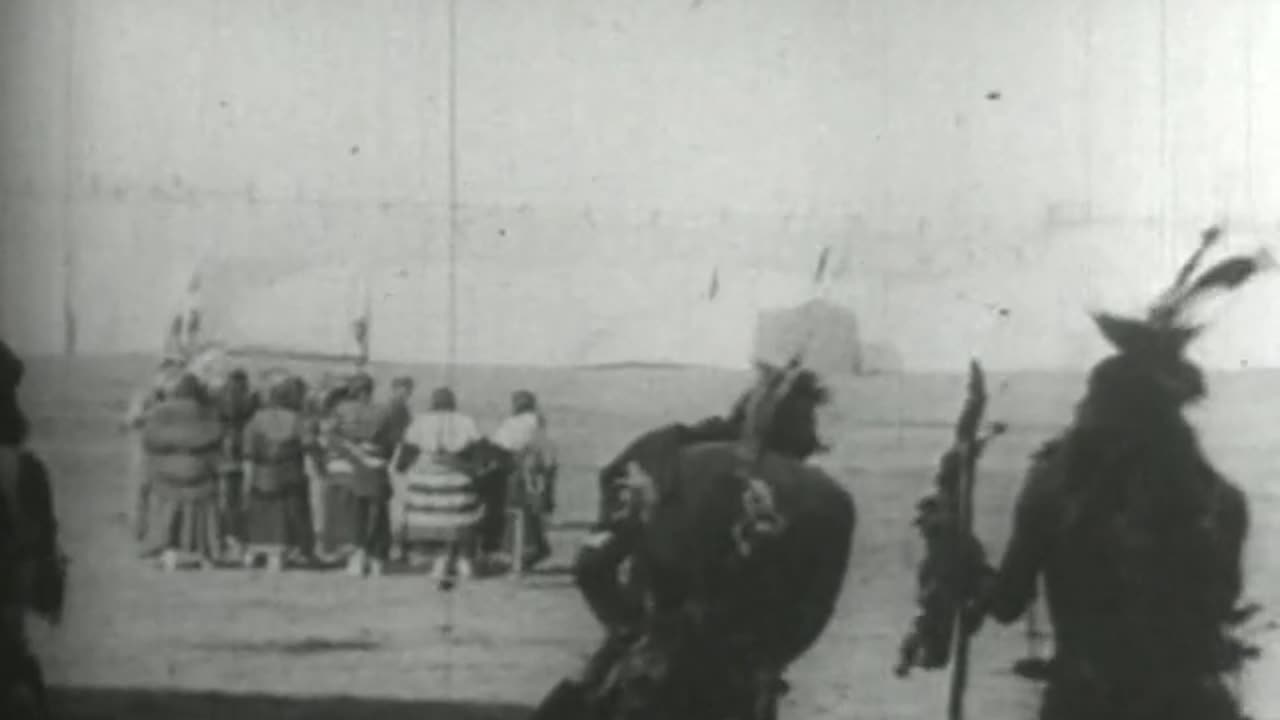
<box><xmin>122</xmin><ymin>361</ymin><xmax>557</xmax><ymax>582</ymax></box>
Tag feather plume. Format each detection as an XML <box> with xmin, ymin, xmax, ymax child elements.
<box><xmin>1085</xmin><ymin>226</ymin><xmax>1273</xmax><ymax>409</ymax></box>
<box><xmin>1150</xmin><ymin>248</ymin><xmax>1275</xmax><ymax>330</ymax></box>
<box><xmin>1173</xmin><ymin>224</ymin><xmax>1222</xmax><ymax>289</ymax></box>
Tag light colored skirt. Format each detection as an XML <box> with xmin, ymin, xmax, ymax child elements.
<box><xmin>400</xmin><ymin>470</ymin><xmax>483</xmax><ymax>544</ymax></box>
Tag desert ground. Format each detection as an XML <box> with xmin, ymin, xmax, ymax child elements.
<box><xmin>18</xmin><ymin>355</ymin><xmax>1280</xmax><ymax>720</ymax></box>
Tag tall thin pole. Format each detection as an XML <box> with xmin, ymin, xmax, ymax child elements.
<box><xmin>440</xmin><ymin>0</ymin><xmax>463</xmax><ymax>685</ymax></box>
<box><xmin>1080</xmin><ymin>0</ymin><xmax>1094</xmax><ymax>219</ymax></box>
<box><xmin>62</xmin><ymin>0</ymin><xmax>78</xmax><ymax>356</ymax></box>
<box><xmin>1241</xmin><ymin>0</ymin><xmax>1254</xmax><ymax>229</ymax></box>
<box><xmin>1157</xmin><ymin>0</ymin><xmax>1170</xmax><ymax>259</ymax></box>
<box><xmin>445</xmin><ymin>0</ymin><xmax>459</xmax><ymax>385</ymax></box>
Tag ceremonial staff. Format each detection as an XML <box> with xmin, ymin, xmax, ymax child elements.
<box><xmin>944</xmin><ymin>360</ymin><xmax>991</xmax><ymax>720</ymax></box>
<box><xmin>894</xmin><ymin>360</ymin><xmax>1005</xmax><ymax>720</ymax></box>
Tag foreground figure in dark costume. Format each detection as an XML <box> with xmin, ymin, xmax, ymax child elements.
<box><xmin>537</xmin><ymin>361</ymin><xmax>855</xmax><ymax>720</ymax></box>
<box><xmin>0</xmin><ymin>341</ymin><xmax>68</xmax><ymax>720</ymax></box>
<box><xmin>972</xmin><ymin>231</ymin><xmax>1271</xmax><ymax>720</ymax></box>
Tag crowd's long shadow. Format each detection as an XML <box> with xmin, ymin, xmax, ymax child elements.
<box><xmin>49</xmin><ymin>686</ymin><xmax>533</xmax><ymax>720</ymax></box>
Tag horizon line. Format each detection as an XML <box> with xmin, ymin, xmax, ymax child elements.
<box><xmin>12</xmin><ymin>351</ymin><xmax>1280</xmax><ymax>377</ymax></box>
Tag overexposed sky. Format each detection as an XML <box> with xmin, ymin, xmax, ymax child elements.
<box><xmin>2</xmin><ymin>0</ymin><xmax>1279</xmax><ymax>369</ymax></box>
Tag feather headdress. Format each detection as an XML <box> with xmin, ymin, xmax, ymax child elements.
<box><xmin>1087</xmin><ymin>225</ymin><xmax>1275</xmax><ymax>408</ymax></box>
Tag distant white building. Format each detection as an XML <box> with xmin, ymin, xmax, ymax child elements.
<box><xmin>579</xmin><ymin>265</ymin><xmax>870</xmax><ymax>374</ymax></box>
<box><xmin>183</xmin><ymin>258</ymin><xmax>884</xmax><ymax>374</ymax></box>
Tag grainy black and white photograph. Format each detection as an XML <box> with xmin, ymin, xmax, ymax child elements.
<box><xmin>2</xmin><ymin>1</ymin><xmax>1280</xmax><ymax>719</ymax></box>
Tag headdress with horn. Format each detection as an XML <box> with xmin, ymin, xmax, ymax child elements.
<box><xmin>1084</xmin><ymin>225</ymin><xmax>1274</xmax><ymax>418</ymax></box>
<box><xmin>737</xmin><ymin>353</ymin><xmax>830</xmax><ymax>462</ymax></box>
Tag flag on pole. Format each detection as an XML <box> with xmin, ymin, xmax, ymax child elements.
<box><xmin>352</xmin><ymin>269</ymin><xmax>372</xmax><ymax>366</ymax></box>
<box><xmin>164</xmin><ymin>264</ymin><xmax>204</xmax><ymax>360</ymax></box>
<box><xmin>182</xmin><ymin>268</ymin><xmax>203</xmax><ymax>348</ymax></box>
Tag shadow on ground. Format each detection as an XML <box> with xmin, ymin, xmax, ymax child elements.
<box><xmin>50</xmin><ymin>686</ymin><xmax>533</xmax><ymax>720</ymax></box>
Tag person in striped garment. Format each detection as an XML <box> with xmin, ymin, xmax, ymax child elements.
<box><xmin>395</xmin><ymin>387</ymin><xmax>483</xmax><ymax>586</ymax></box>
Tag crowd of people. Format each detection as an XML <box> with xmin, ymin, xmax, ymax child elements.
<box><xmin>121</xmin><ymin>359</ymin><xmax>558</xmax><ymax>582</ymax></box>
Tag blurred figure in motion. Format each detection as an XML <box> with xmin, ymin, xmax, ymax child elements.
<box><xmin>241</xmin><ymin>375</ymin><xmax>314</xmax><ymax>572</ymax></box>
<box><xmin>489</xmin><ymin>390</ymin><xmax>558</xmax><ymax>570</ymax></box>
<box><xmin>591</xmin><ymin>389</ymin><xmax>750</xmax><ymax>530</ymax></box>
<box><xmin>318</xmin><ymin>373</ymin><xmax>396</xmax><ymax>577</ymax></box>
<box><xmin>137</xmin><ymin>373</ymin><xmax>226</xmax><ymax>570</ymax></box>
<box><xmin>396</xmin><ymin>387</ymin><xmax>483</xmax><ymax>586</ymax></box>
<box><xmin>0</xmin><ymin>341</ymin><xmax>68</xmax><ymax>720</ymax></box>
<box><xmin>537</xmin><ymin>361</ymin><xmax>850</xmax><ymax>720</ymax></box>
<box><xmin>214</xmin><ymin>368</ymin><xmax>258</xmax><ymax>560</ymax></box>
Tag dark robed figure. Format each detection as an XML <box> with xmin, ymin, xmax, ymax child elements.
<box><xmin>966</xmin><ymin>233</ymin><xmax>1270</xmax><ymax>720</ymax></box>
<box><xmin>0</xmin><ymin>341</ymin><xmax>67</xmax><ymax>720</ymax></box>
<box><xmin>542</xmin><ymin>362</ymin><xmax>856</xmax><ymax>720</ymax></box>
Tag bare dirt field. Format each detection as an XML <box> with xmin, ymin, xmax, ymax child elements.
<box><xmin>20</xmin><ymin>355</ymin><xmax>1280</xmax><ymax>720</ymax></box>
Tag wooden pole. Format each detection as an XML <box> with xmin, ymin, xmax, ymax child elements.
<box><xmin>1157</xmin><ymin>0</ymin><xmax>1171</xmax><ymax>258</ymax></box>
<box><xmin>445</xmin><ymin>0</ymin><xmax>459</xmax><ymax>385</ymax></box>
<box><xmin>61</xmin><ymin>0</ymin><xmax>78</xmax><ymax>356</ymax></box>
<box><xmin>946</xmin><ymin>449</ymin><xmax>974</xmax><ymax>720</ymax></box>
<box><xmin>946</xmin><ymin>361</ymin><xmax>987</xmax><ymax>720</ymax></box>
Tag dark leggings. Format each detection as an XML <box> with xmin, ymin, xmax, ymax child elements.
<box><xmin>573</xmin><ymin>530</ymin><xmax>646</xmax><ymax>631</ymax></box>
<box><xmin>218</xmin><ymin>469</ymin><xmax>245</xmax><ymax>542</ymax></box>
<box><xmin>475</xmin><ymin>470</ymin><xmax>509</xmax><ymax>554</ymax></box>
<box><xmin>323</xmin><ymin>485</ymin><xmax>391</xmax><ymax>560</ymax></box>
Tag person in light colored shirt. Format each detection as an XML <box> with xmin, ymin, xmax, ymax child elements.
<box><xmin>396</xmin><ymin>387</ymin><xmax>483</xmax><ymax>583</ymax></box>
<box><xmin>491</xmin><ymin>394</ymin><xmax>542</xmax><ymax>455</ymax></box>
<box><xmin>490</xmin><ymin>390</ymin><xmax>558</xmax><ymax>568</ymax></box>
<box><xmin>403</xmin><ymin>389</ymin><xmax>481</xmax><ymax>467</ymax></box>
